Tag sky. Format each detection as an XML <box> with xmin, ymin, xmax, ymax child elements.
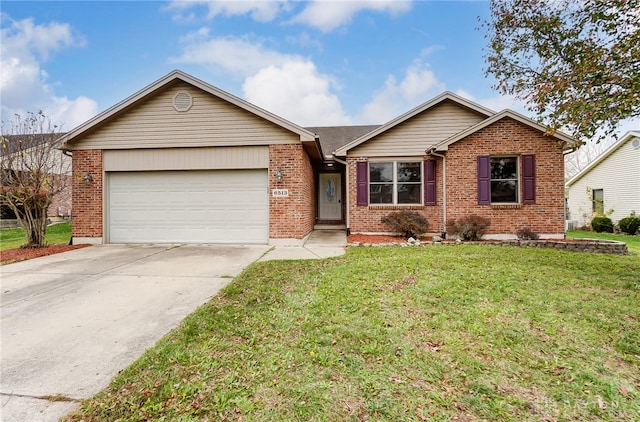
<box><xmin>0</xmin><ymin>0</ymin><xmax>637</xmax><ymax>142</ymax></box>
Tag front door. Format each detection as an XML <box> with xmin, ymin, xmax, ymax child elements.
<box><xmin>318</xmin><ymin>173</ymin><xmax>342</xmax><ymax>221</ymax></box>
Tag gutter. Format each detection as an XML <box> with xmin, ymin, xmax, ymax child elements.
<box><xmin>427</xmin><ymin>148</ymin><xmax>447</xmax><ymax>237</ymax></box>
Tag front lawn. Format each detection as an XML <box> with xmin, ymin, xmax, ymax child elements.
<box><xmin>0</xmin><ymin>221</ymin><xmax>72</xmax><ymax>251</ymax></box>
<box><xmin>66</xmin><ymin>245</ymin><xmax>640</xmax><ymax>421</ymax></box>
<box><xmin>567</xmin><ymin>230</ymin><xmax>640</xmax><ymax>255</ymax></box>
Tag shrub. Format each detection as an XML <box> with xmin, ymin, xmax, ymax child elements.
<box><xmin>516</xmin><ymin>227</ymin><xmax>539</xmax><ymax>240</ymax></box>
<box><xmin>618</xmin><ymin>216</ymin><xmax>640</xmax><ymax>235</ymax></box>
<box><xmin>381</xmin><ymin>210</ymin><xmax>430</xmax><ymax>239</ymax></box>
<box><xmin>591</xmin><ymin>216</ymin><xmax>614</xmax><ymax>233</ymax></box>
<box><xmin>446</xmin><ymin>215</ymin><xmax>491</xmax><ymax>241</ymax></box>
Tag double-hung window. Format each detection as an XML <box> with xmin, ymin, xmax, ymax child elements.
<box><xmin>369</xmin><ymin>161</ymin><xmax>422</xmax><ymax>204</ymax></box>
<box><xmin>478</xmin><ymin>154</ymin><xmax>536</xmax><ymax>205</ymax></box>
<box><xmin>592</xmin><ymin>189</ymin><xmax>604</xmax><ymax>214</ymax></box>
<box><xmin>490</xmin><ymin>156</ymin><xmax>518</xmax><ymax>203</ymax></box>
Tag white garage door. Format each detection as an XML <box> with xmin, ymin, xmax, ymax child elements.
<box><xmin>108</xmin><ymin>170</ymin><xmax>268</xmax><ymax>244</ymax></box>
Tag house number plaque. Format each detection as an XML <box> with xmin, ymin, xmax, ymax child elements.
<box><xmin>272</xmin><ymin>189</ymin><xmax>289</xmax><ymax>197</ymax></box>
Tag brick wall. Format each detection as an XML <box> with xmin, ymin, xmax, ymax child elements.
<box><xmin>269</xmin><ymin>144</ymin><xmax>316</xmax><ymax>239</ymax></box>
<box><xmin>347</xmin><ymin>117</ymin><xmax>566</xmax><ymax>237</ymax></box>
<box><xmin>444</xmin><ymin>118</ymin><xmax>565</xmax><ymax>236</ymax></box>
<box><xmin>347</xmin><ymin>157</ymin><xmax>444</xmax><ymax>234</ymax></box>
<box><xmin>47</xmin><ymin>174</ymin><xmax>72</xmax><ymax>218</ymax></box>
<box><xmin>72</xmin><ymin>150</ymin><xmax>103</xmax><ymax>239</ymax></box>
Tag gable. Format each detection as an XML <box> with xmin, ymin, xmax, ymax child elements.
<box><xmin>566</xmin><ymin>131</ymin><xmax>640</xmax><ymax>187</ymax></box>
<box><xmin>70</xmin><ymin>81</ymin><xmax>299</xmax><ymax>150</ymax></box>
<box><xmin>348</xmin><ymin>100</ymin><xmax>487</xmax><ymax>157</ymax></box>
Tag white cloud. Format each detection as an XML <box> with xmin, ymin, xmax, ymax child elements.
<box><xmin>172</xmin><ymin>34</ymin><xmax>294</xmax><ymax>77</ymax></box>
<box><xmin>358</xmin><ymin>60</ymin><xmax>445</xmax><ymax>123</ymax></box>
<box><xmin>173</xmin><ymin>32</ymin><xmax>350</xmax><ymax>126</ymax></box>
<box><xmin>165</xmin><ymin>1</ymin><xmax>291</xmax><ymax>23</ymax></box>
<box><xmin>291</xmin><ymin>0</ymin><xmax>412</xmax><ymax>32</ymax></box>
<box><xmin>455</xmin><ymin>90</ymin><xmax>529</xmax><ymax>115</ymax></box>
<box><xmin>0</xmin><ymin>15</ymin><xmax>97</xmax><ymax>130</ymax></box>
<box><xmin>243</xmin><ymin>60</ymin><xmax>350</xmax><ymax>126</ymax></box>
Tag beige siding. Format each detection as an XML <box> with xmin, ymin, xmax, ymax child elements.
<box><xmin>567</xmin><ymin>138</ymin><xmax>640</xmax><ymax>226</ymax></box>
<box><xmin>103</xmin><ymin>146</ymin><xmax>269</xmax><ymax>171</ymax></box>
<box><xmin>72</xmin><ymin>82</ymin><xmax>299</xmax><ymax>150</ymax></box>
<box><xmin>349</xmin><ymin>101</ymin><xmax>485</xmax><ymax>157</ymax></box>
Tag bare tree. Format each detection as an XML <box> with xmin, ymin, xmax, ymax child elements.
<box><xmin>564</xmin><ymin>138</ymin><xmax>616</xmax><ymax>180</ymax></box>
<box><xmin>1</xmin><ymin>112</ymin><xmax>70</xmax><ymax>248</ymax></box>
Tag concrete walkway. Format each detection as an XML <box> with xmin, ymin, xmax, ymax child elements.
<box><xmin>259</xmin><ymin>230</ymin><xmax>347</xmax><ymax>261</ymax></box>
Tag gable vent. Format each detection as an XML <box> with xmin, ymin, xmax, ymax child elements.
<box><xmin>632</xmin><ymin>138</ymin><xmax>640</xmax><ymax>150</ymax></box>
<box><xmin>173</xmin><ymin>92</ymin><xmax>193</xmax><ymax>112</ymax></box>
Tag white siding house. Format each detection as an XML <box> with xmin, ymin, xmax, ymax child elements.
<box><xmin>566</xmin><ymin>131</ymin><xmax>640</xmax><ymax>227</ymax></box>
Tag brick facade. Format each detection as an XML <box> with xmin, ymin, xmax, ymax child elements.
<box><xmin>347</xmin><ymin>157</ymin><xmax>444</xmax><ymax>234</ymax></box>
<box><xmin>269</xmin><ymin>144</ymin><xmax>316</xmax><ymax>239</ymax></box>
<box><xmin>347</xmin><ymin>118</ymin><xmax>566</xmax><ymax>238</ymax></box>
<box><xmin>446</xmin><ymin>118</ymin><xmax>565</xmax><ymax>237</ymax></box>
<box><xmin>71</xmin><ymin>150</ymin><xmax>103</xmax><ymax>239</ymax></box>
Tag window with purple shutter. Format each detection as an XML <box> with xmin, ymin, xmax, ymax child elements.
<box><xmin>356</xmin><ymin>161</ymin><xmax>368</xmax><ymax>206</ymax></box>
<box><xmin>477</xmin><ymin>156</ymin><xmax>491</xmax><ymax>205</ymax></box>
<box><xmin>424</xmin><ymin>160</ymin><xmax>436</xmax><ymax>205</ymax></box>
<box><xmin>522</xmin><ymin>154</ymin><xmax>536</xmax><ymax>204</ymax></box>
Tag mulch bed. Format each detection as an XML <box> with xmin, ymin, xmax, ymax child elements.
<box><xmin>348</xmin><ymin>234</ymin><xmax>424</xmax><ymax>245</ymax></box>
<box><xmin>0</xmin><ymin>244</ymin><xmax>91</xmax><ymax>265</ymax></box>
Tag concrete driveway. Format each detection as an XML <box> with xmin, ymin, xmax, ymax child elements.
<box><xmin>0</xmin><ymin>244</ymin><xmax>269</xmax><ymax>422</ymax></box>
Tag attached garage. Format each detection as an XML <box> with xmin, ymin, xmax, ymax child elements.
<box><xmin>62</xmin><ymin>71</ymin><xmax>321</xmax><ymax>245</ymax></box>
<box><xmin>108</xmin><ymin>170</ymin><xmax>268</xmax><ymax>244</ymax></box>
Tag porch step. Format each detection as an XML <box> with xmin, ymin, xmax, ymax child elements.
<box><xmin>314</xmin><ymin>224</ymin><xmax>346</xmax><ymax>230</ymax></box>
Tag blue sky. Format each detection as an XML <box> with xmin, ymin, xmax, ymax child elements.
<box><xmin>4</xmin><ymin>0</ymin><xmax>635</xmax><ymax>143</ymax></box>
<box><xmin>3</xmin><ymin>0</ymin><xmax>525</xmax><ymax>131</ymax></box>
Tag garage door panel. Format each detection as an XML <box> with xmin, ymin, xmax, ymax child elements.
<box><xmin>108</xmin><ymin>170</ymin><xmax>268</xmax><ymax>244</ymax></box>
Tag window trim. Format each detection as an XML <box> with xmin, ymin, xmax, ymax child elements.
<box><xmin>368</xmin><ymin>160</ymin><xmax>423</xmax><ymax>205</ymax></box>
<box><xmin>592</xmin><ymin>188</ymin><xmax>604</xmax><ymax>214</ymax></box>
<box><xmin>490</xmin><ymin>155</ymin><xmax>519</xmax><ymax>204</ymax></box>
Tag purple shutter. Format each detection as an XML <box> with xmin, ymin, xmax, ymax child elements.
<box><xmin>424</xmin><ymin>160</ymin><xmax>436</xmax><ymax>205</ymax></box>
<box><xmin>477</xmin><ymin>156</ymin><xmax>491</xmax><ymax>205</ymax></box>
<box><xmin>356</xmin><ymin>161</ymin><xmax>368</xmax><ymax>206</ymax></box>
<box><xmin>522</xmin><ymin>154</ymin><xmax>536</xmax><ymax>204</ymax></box>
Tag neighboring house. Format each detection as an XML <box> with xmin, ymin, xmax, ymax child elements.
<box><xmin>60</xmin><ymin>70</ymin><xmax>575</xmax><ymax>245</ymax></box>
<box><xmin>565</xmin><ymin>130</ymin><xmax>640</xmax><ymax>228</ymax></box>
<box><xmin>0</xmin><ymin>133</ymin><xmax>72</xmax><ymax>221</ymax></box>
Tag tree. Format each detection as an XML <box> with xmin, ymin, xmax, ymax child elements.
<box><xmin>1</xmin><ymin>112</ymin><xmax>70</xmax><ymax>248</ymax></box>
<box><xmin>484</xmin><ymin>0</ymin><xmax>640</xmax><ymax>143</ymax></box>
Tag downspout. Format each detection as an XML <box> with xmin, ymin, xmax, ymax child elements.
<box><xmin>427</xmin><ymin>148</ymin><xmax>447</xmax><ymax>238</ymax></box>
<box><xmin>333</xmin><ymin>155</ymin><xmax>349</xmax><ymax>233</ymax></box>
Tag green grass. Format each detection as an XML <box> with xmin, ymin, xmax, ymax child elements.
<box><xmin>65</xmin><ymin>245</ymin><xmax>640</xmax><ymax>422</ymax></box>
<box><xmin>568</xmin><ymin>230</ymin><xmax>640</xmax><ymax>255</ymax></box>
<box><xmin>0</xmin><ymin>221</ymin><xmax>72</xmax><ymax>251</ymax></box>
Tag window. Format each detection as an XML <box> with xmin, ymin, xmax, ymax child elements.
<box><xmin>490</xmin><ymin>157</ymin><xmax>518</xmax><ymax>203</ymax></box>
<box><xmin>478</xmin><ymin>155</ymin><xmax>536</xmax><ymax>205</ymax></box>
<box><xmin>369</xmin><ymin>161</ymin><xmax>422</xmax><ymax>204</ymax></box>
<box><xmin>592</xmin><ymin>189</ymin><xmax>604</xmax><ymax>214</ymax></box>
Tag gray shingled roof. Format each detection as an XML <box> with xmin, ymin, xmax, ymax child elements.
<box><xmin>305</xmin><ymin>125</ymin><xmax>381</xmax><ymax>159</ymax></box>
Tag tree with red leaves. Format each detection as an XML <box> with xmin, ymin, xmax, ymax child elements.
<box><xmin>484</xmin><ymin>0</ymin><xmax>640</xmax><ymax>144</ymax></box>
